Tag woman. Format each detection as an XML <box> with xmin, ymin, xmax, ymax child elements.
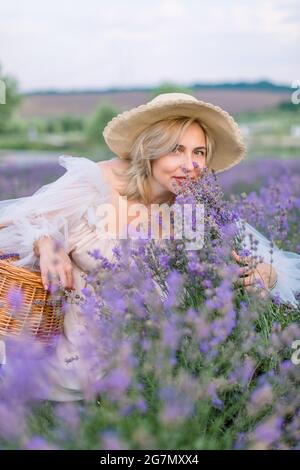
<box><xmin>0</xmin><ymin>92</ymin><xmax>299</xmax><ymax>401</ymax></box>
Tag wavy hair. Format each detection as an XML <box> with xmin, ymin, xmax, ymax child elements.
<box><xmin>111</xmin><ymin>116</ymin><xmax>215</xmax><ymax>205</ymax></box>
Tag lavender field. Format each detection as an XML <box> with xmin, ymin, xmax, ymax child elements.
<box><xmin>0</xmin><ymin>156</ymin><xmax>300</xmax><ymax>450</ymax></box>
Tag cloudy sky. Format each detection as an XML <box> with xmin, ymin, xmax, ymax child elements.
<box><xmin>0</xmin><ymin>0</ymin><xmax>299</xmax><ymax>92</ymax></box>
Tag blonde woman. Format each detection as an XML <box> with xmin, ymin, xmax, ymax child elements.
<box><xmin>0</xmin><ymin>92</ymin><xmax>299</xmax><ymax>401</ymax></box>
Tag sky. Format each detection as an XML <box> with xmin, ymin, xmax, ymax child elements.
<box><xmin>0</xmin><ymin>0</ymin><xmax>299</xmax><ymax>92</ymax></box>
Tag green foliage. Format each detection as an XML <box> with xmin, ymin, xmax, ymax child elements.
<box><xmin>150</xmin><ymin>81</ymin><xmax>195</xmax><ymax>100</ymax></box>
<box><xmin>42</xmin><ymin>115</ymin><xmax>85</xmax><ymax>133</ymax></box>
<box><xmin>85</xmin><ymin>100</ymin><xmax>119</xmax><ymax>144</ymax></box>
<box><xmin>277</xmin><ymin>101</ymin><xmax>300</xmax><ymax>113</ymax></box>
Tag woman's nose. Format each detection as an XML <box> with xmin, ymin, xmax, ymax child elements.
<box><xmin>183</xmin><ymin>153</ymin><xmax>196</xmax><ymax>172</ymax></box>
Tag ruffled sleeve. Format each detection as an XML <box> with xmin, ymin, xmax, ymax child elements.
<box><xmin>0</xmin><ymin>154</ymin><xmax>111</xmax><ymax>270</ymax></box>
<box><xmin>235</xmin><ymin>218</ymin><xmax>300</xmax><ymax>308</ymax></box>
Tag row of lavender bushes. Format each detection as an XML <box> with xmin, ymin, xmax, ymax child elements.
<box><xmin>0</xmin><ymin>156</ymin><xmax>300</xmax><ymax>450</ymax></box>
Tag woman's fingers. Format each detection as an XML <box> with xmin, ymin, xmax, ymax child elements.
<box><xmin>40</xmin><ymin>269</ymin><xmax>57</xmax><ymax>291</ymax></box>
<box><xmin>41</xmin><ymin>269</ymin><xmax>63</xmax><ymax>292</ymax></box>
<box><xmin>57</xmin><ymin>267</ymin><xmax>68</xmax><ymax>290</ymax></box>
<box><xmin>231</xmin><ymin>249</ymin><xmax>250</xmax><ymax>265</ymax></box>
<box><xmin>39</xmin><ymin>251</ymin><xmax>75</xmax><ymax>292</ymax></box>
<box><xmin>65</xmin><ymin>265</ymin><xmax>75</xmax><ymax>290</ymax></box>
<box><xmin>237</xmin><ymin>270</ymin><xmax>265</xmax><ymax>289</ymax></box>
<box><xmin>231</xmin><ymin>249</ymin><xmax>245</xmax><ymax>263</ymax></box>
<box><xmin>47</xmin><ymin>270</ymin><xmax>61</xmax><ymax>291</ymax></box>
<box><xmin>242</xmin><ymin>275</ymin><xmax>260</xmax><ymax>287</ymax></box>
<box><xmin>231</xmin><ymin>249</ymin><xmax>240</xmax><ymax>263</ymax></box>
<box><xmin>238</xmin><ymin>272</ymin><xmax>254</xmax><ymax>287</ymax></box>
<box><xmin>41</xmin><ymin>270</ymin><xmax>50</xmax><ymax>291</ymax></box>
<box><xmin>231</xmin><ymin>249</ymin><xmax>260</xmax><ymax>269</ymax></box>
<box><xmin>233</xmin><ymin>258</ymin><xmax>271</xmax><ymax>299</ymax></box>
<box><xmin>236</xmin><ymin>270</ymin><xmax>257</xmax><ymax>287</ymax></box>
<box><xmin>238</xmin><ymin>265</ymin><xmax>255</xmax><ymax>277</ymax></box>
<box><xmin>52</xmin><ymin>265</ymin><xmax>74</xmax><ymax>290</ymax></box>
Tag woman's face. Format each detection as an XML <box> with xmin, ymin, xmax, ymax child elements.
<box><xmin>150</xmin><ymin>122</ymin><xmax>207</xmax><ymax>199</ymax></box>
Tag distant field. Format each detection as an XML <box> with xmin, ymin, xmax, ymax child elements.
<box><xmin>1</xmin><ymin>88</ymin><xmax>297</xmax><ymax>159</ymax></box>
<box><xmin>20</xmin><ymin>89</ymin><xmax>292</xmax><ymax>118</ymax></box>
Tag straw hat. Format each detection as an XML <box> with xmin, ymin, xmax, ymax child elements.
<box><xmin>102</xmin><ymin>92</ymin><xmax>246</xmax><ymax>173</ymax></box>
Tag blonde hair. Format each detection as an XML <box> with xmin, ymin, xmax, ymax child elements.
<box><xmin>111</xmin><ymin>116</ymin><xmax>215</xmax><ymax>205</ymax></box>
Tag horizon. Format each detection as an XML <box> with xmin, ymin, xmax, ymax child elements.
<box><xmin>22</xmin><ymin>79</ymin><xmax>294</xmax><ymax>96</ymax></box>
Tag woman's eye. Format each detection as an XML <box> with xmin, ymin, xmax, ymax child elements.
<box><xmin>171</xmin><ymin>147</ymin><xmax>206</xmax><ymax>157</ymax></box>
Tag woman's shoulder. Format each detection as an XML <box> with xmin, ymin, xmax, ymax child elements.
<box><xmin>58</xmin><ymin>154</ymin><xmax>129</xmax><ymax>197</ymax></box>
<box><xmin>97</xmin><ymin>157</ymin><xmax>130</xmax><ymax>194</ymax></box>
<box><xmin>97</xmin><ymin>156</ymin><xmax>129</xmax><ymax>172</ymax></box>
<box><xmin>57</xmin><ymin>154</ymin><xmax>113</xmax><ymax>199</ymax></box>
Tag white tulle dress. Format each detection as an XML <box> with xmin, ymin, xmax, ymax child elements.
<box><xmin>0</xmin><ymin>154</ymin><xmax>299</xmax><ymax>401</ymax></box>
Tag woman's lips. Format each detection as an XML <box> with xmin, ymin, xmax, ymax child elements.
<box><xmin>172</xmin><ymin>176</ymin><xmax>187</xmax><ymax>186</ymax></box>
<box><xmin>172</xmin><ymin>175</ymin><xmax>198</xmax><ymax>187</ymax></box>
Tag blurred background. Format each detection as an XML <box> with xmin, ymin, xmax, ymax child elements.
<box><xmin>0</xmin><ymin>0</ymin><xmax>299</xmax><ymax>198</ymax></box>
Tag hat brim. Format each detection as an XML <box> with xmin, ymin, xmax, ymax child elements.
<box><xmin>103</xmin><ymin>99</ymin><xmax>246</xmax><ymax>173</ymax></box>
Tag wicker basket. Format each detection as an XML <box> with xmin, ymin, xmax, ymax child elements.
<box><xmin>0</xmin><ymin>243</ymin><xmax>66</xmax><ymax>343</ymax></box>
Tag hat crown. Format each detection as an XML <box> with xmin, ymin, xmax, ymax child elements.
<box><xmin>103</xmin><ymin>91</ymin><xmax>246</xmax><ymax>173</ymax></box>
<box><xmin>149</xmin><ymin>92</ymin><xmax>198</xmax><ymax>105</ymax></box>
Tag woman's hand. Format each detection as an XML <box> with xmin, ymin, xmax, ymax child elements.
<box><xmin>231</xmin><ymin>249</ymin><xmax>277</xmax><ymax>296</ymax></box>
<box><xmin>35</xmin><ymin>236</ymin><xmax>75</xmax><ymax>292</ymax></box>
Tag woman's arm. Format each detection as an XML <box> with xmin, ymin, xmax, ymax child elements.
<box><xmin>0</xmin><ymin>155</ymin><xmax>111</xmax><ymax>270</ymax></box>
<box><xmin>235</xmin><ymin>219</ymin><xmax>300</xmax><ymax>307</ymax></box>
